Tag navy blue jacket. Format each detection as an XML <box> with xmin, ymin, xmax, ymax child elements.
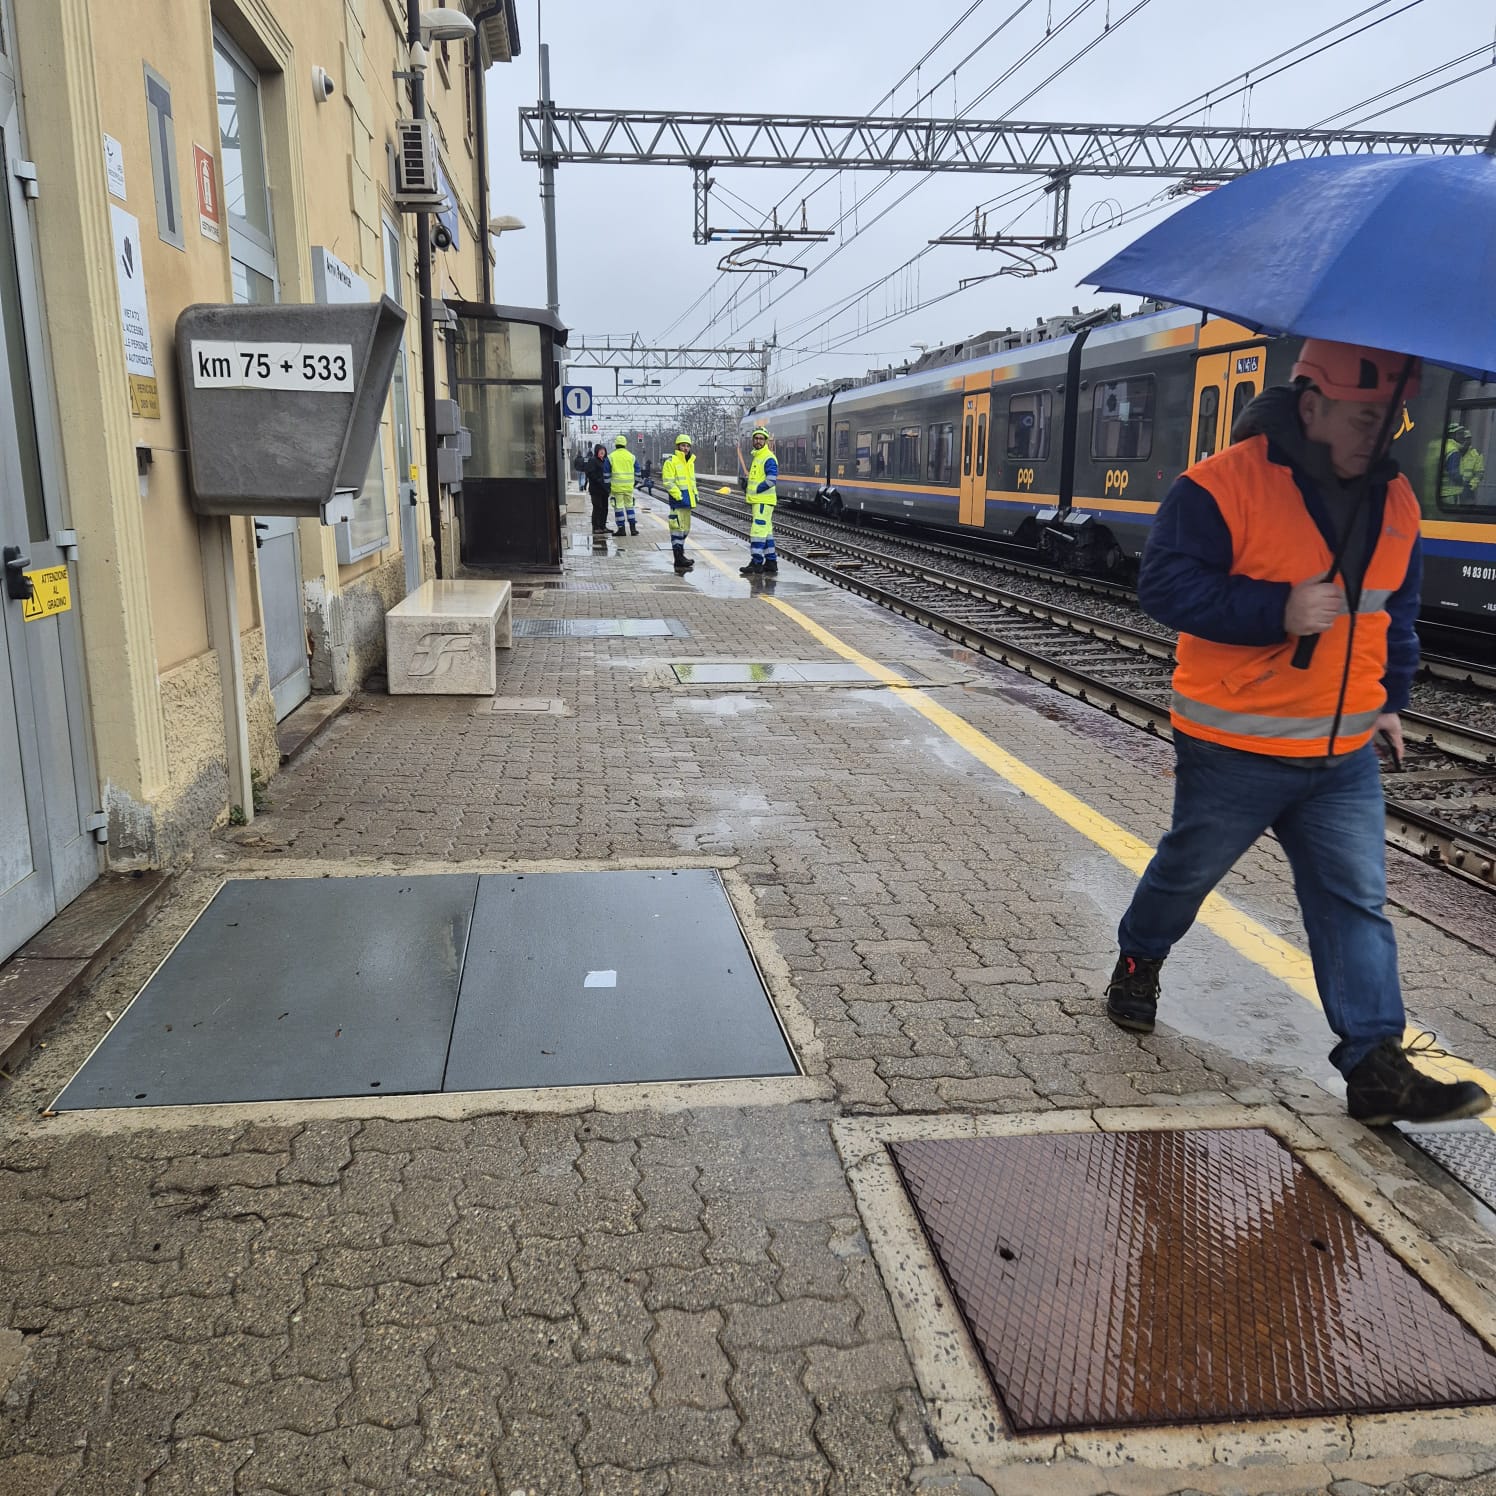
<box><xmin>1137</xmin><ymin>443</ymin><xmax>1421</xmax><ymax>715</ymax></box>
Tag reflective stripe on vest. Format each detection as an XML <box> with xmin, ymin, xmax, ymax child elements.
<box><xmin>1169</xmin><ymin>434</ymin><xmax>1417</xmax><ymax>759</ymax></box>
<box><xmin>747</xmin><ymin>447</ymin><xmax>777</xmax><ymax>506</ymax></box>
<box><xmin>608</xmin><ymin>448</ymin><xmax>636</xmax><ymax>492</ymax></box>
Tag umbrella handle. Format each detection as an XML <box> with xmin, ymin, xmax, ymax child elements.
<box><xmin>1291</xmin><ymin>635</ymin><xmax>1318</xmax><ymax>670</ymax></box>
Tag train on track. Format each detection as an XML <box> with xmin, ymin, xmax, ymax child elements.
<box><xmin>738</xmin><ymin>304</ymin><xmax>1495</xmax><ymax>623</ymax></box>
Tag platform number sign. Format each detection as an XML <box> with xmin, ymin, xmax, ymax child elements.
<box><xmin>562</xmin><ymin>384</ymin><xmax>593</xmax><ymax>417</ymax></box>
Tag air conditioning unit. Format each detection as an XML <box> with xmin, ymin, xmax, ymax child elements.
<box><xmin>395</xmin><ymin>118</ymin><xmax>443</xmax><ymax>208</ymax></box>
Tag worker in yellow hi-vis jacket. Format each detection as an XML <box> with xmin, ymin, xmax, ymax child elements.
<box><xmin>607</xmin><ymin>435</ymin><xmax>638</xmax><ymax>535</ymax></box>
<box><xmin>661</xmin><ymin>433</ymin><xmax>698</xmax><ymax>572</ymax></box>
<box><xmin>741</xmin><ymin>424</ymin><xmax>778</xmax><ymax>577</ymax></box>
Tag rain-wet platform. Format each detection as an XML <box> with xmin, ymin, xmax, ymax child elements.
<box><xmin>14</xmin><ymin>490</ymin><xmax>1496</xmax><ymax>1494</ymax></box>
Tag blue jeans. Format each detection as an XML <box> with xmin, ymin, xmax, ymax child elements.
<box><xmin>1118</xmin><ymin>732</ymin><xmax>1403</xmax><ymax>1077</ymax></box>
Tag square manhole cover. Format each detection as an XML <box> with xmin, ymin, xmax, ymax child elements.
<box><xmin>516</xmin><ymin>618</ymin><xmax>687</xmax><ymax>638</ymax></box>
<box><xmin>488</xmin><ymin>697</ymin><xmax>570</xmax><ymax>715</ymax></box>
<box><xmin>891</xmin><ymin>1128</ymin><xmax>1496</xmax><ymax>1434</ymax></box>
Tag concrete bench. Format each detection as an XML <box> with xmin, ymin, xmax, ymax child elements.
<box><xmin>385</xmin><ymin>579</ymin><xmax>512</xmax><ymax>696</ymax></box>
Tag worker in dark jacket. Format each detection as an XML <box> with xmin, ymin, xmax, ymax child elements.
<box><xmin>584</xmin><ymin>443</ymin><xmax>611</xmax><ymax>534</ymax></box>
<box><xmin>1105</xmin><ymin>337</ymin><xmax>1488</xmax><ymax>1128</ymax></box>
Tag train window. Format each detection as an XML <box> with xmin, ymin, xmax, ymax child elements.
<box><xmin>1005</xmin><ymin>392</ymin><xmax>1052</xmax><ymax>460</ymax></box>
<box><xmin>975</xmin><ymin>413</ymin><xmax>987</xmax><ymax>478</ymax></box>
<box><xmin>834</xmin><ymin>421</ymin><xmax>850</xmax><ymax>461</ymax></box>
<box><xmin>876</xmin><ymin>430</ymin><xmax>894</xmax><ymax>478</ymax></box>
<box><xmin>814</xmin><ymin>424</ymin><xmax>826</xmax><ymax>460</ymax></box>
<box><xmin>1231</xmin><ymin>381</ymin><xmax>1256</xmax><ymax>428</ymax></box>
<box><xmin>1194</xmin><ymin>385</ymin><xmax>1220</xmax><ymax>462</ymax></box>
<box><xmin>796</xmin><ymin>435</ymin><xmax>808</xmax><ymax>473</ymax></box>
<box><xmin>897</xmin><ymin>425</ymin><xmax>920</xmax><ymax>479</ymax></box>
<box><xmin>928</xmin><ymin>422</ymin><xmax>956</xmax><ymax>484</ymax></box>
<box><xmin>961</xmin><ymin>415</ymin><xmax>974</xmax><ymax>477</ymax></box>
<box><xmin>1435</xmin><ymin>400</ymin><xmax>1495</xmax><ymax>511</ymax></box>
<box><xmin>1091</xmin><ymin>377</ymin><xmax>1155</xmax><ymax>461</ymax></box>
<box><xmin>855</xmin><ymin>431</ymin><xmax>873</xmax><ymax>477</ymax></box>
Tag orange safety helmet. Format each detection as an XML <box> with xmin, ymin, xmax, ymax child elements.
<box><xmin>1291</xmin><ymin>339</ymin><xmax>1421</xmax><ymax>403</ymax></box>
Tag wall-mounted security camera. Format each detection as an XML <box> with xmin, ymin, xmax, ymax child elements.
<box><xmin>430</xmin><ymin>221</ymin><xmax>454</xmax><ymax>253</ymax></box>
<box><xmin>312</xmin><ymin>66</ymin><xmax>336</xmax><ymax>103</ymax></box>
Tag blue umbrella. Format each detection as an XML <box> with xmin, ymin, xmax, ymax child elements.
<box><xmin>1082</xmin><ymin>144</ymin><xmax>1496</xmax><ymax>381</ymax></box>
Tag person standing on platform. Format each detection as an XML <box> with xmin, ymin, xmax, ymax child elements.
<box><xmin>741</xmin><ymin>424</ymin><xmax>779</xmax><ymax>577</ymax></box>
<box><xmin>640</xmin><ymin>457</ymin><xmax>654</xmax><ymax>496</ymax></box>
<box><xmin>608</xmin><ymin>435</ymin><xmax>639</xmax><ymax>535</ymax></box>
<box><xmin>662</xmin><ymin>434</ymin><xmax>698</xmax><ymax>572</ymax></box>
<box><xmin>1103</xmin><ymin>338</ymin><xmax>1489</xmax><ymax>1128</ymax></box>
<box><xmin>584</xmin><ymin>443</ymin><xmax>611</xmax><ymax>534</ymax></box>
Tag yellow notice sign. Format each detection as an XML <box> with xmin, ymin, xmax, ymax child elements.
<box><xmin>128</xmin><ymin>374</ymin><xmax>161</xmax><ymax>419</ymax></box>
<box><xmin>21</xmin><ymin>564</ymin><xmax>70</xmax><ymax>622</ymax></box>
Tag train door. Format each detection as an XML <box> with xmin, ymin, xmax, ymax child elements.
<box><xmin>1190</xmin><ymin>343</ymin><xmax>1268</xmax><ymax>464</ymax></box>
<box><xmin>1189</xmin><ymin>352</ymin><xmax>1229</xmax><ymax>463</ymax></box>
<box><xmin>959</xmin><ymin>392</ymin><xmax>991</xmax><ymax>526</ymax></box>
<box><xmin>1225</xmin><ymin>345</ymin><xmax>1266</xmax><ymax>435</ymax></box>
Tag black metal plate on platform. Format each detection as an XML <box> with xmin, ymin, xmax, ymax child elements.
<box><xmin>514</xmin><ymin>618</ymin><xmax>687</xmax><ymax>637</ymax></box>
<box><xmin>1405</xmin><ymin>1125</ymin><xmax>1496</xmax><ymax>1215</ymax></box>
<box><xmin>54</xmin><ymin>876</ymin><xmax>478</xmax><ymax>1109</ymax></box>
<box><xmin>891</xmin><ymin>1128</ymin><xmax>1496</xmax><ymax>1434</ymax></box>
<box><xmin>445</xmin><ymin>869</ymin><xmax>795</xmax><ymax>1092</ymax></box>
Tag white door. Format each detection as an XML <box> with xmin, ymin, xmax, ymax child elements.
<box><xmin>215</xmin><ymin>28</ymin><xmax>308</xmax><ymax>719</ymax></box>
<box><xmin>0</xmin><ymin>2</ymin><xmax>99</xmax><ymax>958</ymax></box>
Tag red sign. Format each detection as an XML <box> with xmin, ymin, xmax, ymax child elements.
<box><xmin>193</xmin><ymin>144</ymin><xmax>221</xmax><ymax>243</ymax></box>
<box><xmin>591</xmin><ymin>422</ymin><xmax>598</xmax><ymax>431</ymax></box>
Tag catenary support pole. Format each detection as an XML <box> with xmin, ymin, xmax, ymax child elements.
<box><xmin>409</xmin><ymin>0</ymin><xmax>444</xmax><ymax>578</ymax></box>
<box><xmin>538</xmin><ymin>42</ymin><xmax>559</xmax><ymax>316</ymax></box>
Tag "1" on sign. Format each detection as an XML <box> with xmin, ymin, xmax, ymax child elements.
<box><xmin>190</xmin><ymin>340</ymin><xmax>356</xmax><ymax>392</ymax></box>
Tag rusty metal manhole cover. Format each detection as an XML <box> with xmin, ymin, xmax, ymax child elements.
<box><xmin>890</xmin><ymin>1128</ymin><xmax>1496</xmax><ymax>1434</ymax></box>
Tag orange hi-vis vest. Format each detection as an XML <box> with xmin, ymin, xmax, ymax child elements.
<box><xmin>1170</xmin><ymin>435</ymin><xmax>1418</xmax><ymax>758</ymax></box>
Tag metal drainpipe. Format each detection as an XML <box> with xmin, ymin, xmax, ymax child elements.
<box><xmin>469</xmin><ymin>2</ymin><xmax>506</xmax><ymax>305</ymax></box>
<box><xmin>409</xmin><ymin>0</ymin><xmax>444</xmax><ymax>579</ymax></box>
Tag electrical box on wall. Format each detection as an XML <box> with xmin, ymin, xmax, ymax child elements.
<box><xmin>174</xmin><ymin>298</ymin><xmax>406</xmax><ymax>518</ymax></box>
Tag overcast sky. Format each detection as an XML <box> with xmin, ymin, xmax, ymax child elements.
<box><xmin>481</xmin><ymin>0</ymin><xmax>1493</xmax><ymax>420</ymax></box>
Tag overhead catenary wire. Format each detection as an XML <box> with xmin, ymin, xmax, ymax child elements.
<box><xmin>686</xmin><ymin>0</ymin><xmax>1123</xmax><ymax>350</ymax></box>
<box><xmin>749</xmin><ymin>0</ymin><xmax>1476</xmax><ymax>378</ymax></box>
<box><xmin>652</xmin><ymin>0</ymin><xmax>1003</xmax><ymax>343</ymax></box>
<box><xmin>1311</xmin><ymin>43</ymin><xmax>1494</xmax><ymax>127</ymax></box>
<box><xmin>671</xmin><ymin>0</ymin><xmax>1420</xmax><ymax>359</ymax></box>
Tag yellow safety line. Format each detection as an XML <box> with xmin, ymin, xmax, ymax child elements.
<box><xmin>750</xmin><ymin>589</ymin><xmax>1496</xmax><ymax>1121</ymax></box>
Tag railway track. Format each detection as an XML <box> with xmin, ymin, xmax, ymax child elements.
<box><xmin>693</xmin><ymin>493</ymin><xmax>1496</xmax><ymax>890</ymax></box>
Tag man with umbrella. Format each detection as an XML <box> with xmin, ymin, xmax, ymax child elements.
<box><xmin>1103</xmin><ymin>338</ymin><xmax>1488</xmax><ymax>1126</ymax></box>
<box><xmin>1085</xmin><ymin>140</ymin><xmax>1495</xmax><ymax>1126</ymax></box>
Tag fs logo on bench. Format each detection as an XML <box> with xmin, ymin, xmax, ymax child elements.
<box><xmin>407</xmin><ymin>631</ymin><xmax>474</xmax><ymax>678</ymax></box>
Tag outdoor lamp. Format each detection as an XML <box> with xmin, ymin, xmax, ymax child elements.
<box><xmin>488</xmin><ymin>214</ymin><xmax>526</xmax><ymax>235</ymax></box>
<box><xmin>419</xmin><ymin>9</ymin><xmax>477</xmax><ymax>44</ymax></box>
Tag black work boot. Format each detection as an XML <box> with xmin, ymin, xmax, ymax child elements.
<box><xmin>1345</xmin><ymin>1037</ymin><xmax>1490</xmax><ymax>1126</ymax></box>
<box><xmin>614</xmin><ymin>524</ymin><xmax>626</xmax><ymax>536</ymax></box>
<box><xmin>1105</xmin><ymin>953</ymin><xmax>1163</xmax><ymax>1033</ymax></box>
<box><xmin>673</xmin><ymin>549</ymin><xmax>692</xmax><ymax>571</ymax></box>
<box><xmin>763</xmin><ymin>559</ymin><xmax>778</xmax><ymax>574</ymax></box>
<box><xmin>629</xmin><ymin>523</ymin><xmax>639</xmax><ymax>535</ymax></box>
<box><xmin>740</xmin><ymin>560</ymin><xmax>764</xmax><ymax>577</ymax></box>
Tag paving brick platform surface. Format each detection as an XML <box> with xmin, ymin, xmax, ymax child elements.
<box><xmin>6</xmin><ymin>499</ymin><xmax>1496</xmax><ymax>1494</ymax></box>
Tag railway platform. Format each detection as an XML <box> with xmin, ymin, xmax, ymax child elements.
<box><xmin>8</xmin><ymin>490</ymin><xmax>1496</xmax><ymax>1494</ymax></box>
